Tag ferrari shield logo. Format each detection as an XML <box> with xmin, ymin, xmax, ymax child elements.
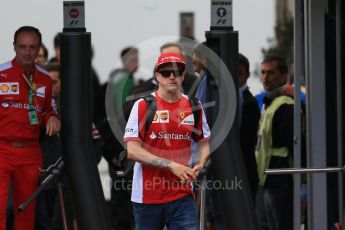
<box><xmin>179</xmin><ymin>111</ymin><xmax>185</xmax><ymax>120</ymax></box>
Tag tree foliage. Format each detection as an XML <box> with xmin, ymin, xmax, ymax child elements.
<box><xmin>262</xmin><ymin>12</ymin><xmax>294</xmax><ymax>69</ymax></box>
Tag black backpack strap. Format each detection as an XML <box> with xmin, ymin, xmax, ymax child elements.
<box><xmin>189</xmin><ymin>98</ymin><xmax>202</xmax><ymax>135</ymax></box>
<box><xmin>142</xmin><ymin>95</ymin><xmax>157</xmax><ymax>131</ymax></box>
<box><xmin>142</xmin><ymin>95</ymin><xmax>201</xmax><ymax>134</ymax></box>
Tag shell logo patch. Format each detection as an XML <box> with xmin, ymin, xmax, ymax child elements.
<box><xmin>0</xmin><ymin>83</ymin><xmax>19</xmax><ymax>95</ymax></box>
<box><xmin>1</xmin><ymin>84</ymin><xmax>9</xmax><ymax>93</ymax></box>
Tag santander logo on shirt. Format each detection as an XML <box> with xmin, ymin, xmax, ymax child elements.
<box><xmin>149</xmin><ymin>131</ymin><xmax>191</xmax><ymax>141</ymax></box>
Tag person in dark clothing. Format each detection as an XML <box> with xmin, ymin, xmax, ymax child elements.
<box><xmin>94</xmin><ymin>47</ymin><xmax>139</xmax><ymax>164</ymax></box>
<box><xmin>48</xmin><ymin>34</ymin><xmax>61</xmax><ymax>63</ymax></box>
<box><xmin>238</xmin><ymin>53</ymin><xmax>260</xmax><ymax>201</ymax></box>
<box><xmin>192</xmin><ymin>42</ymin><xmax>224</xmax><ymax>229</ymax></box>
<box><xmin>90</xmin><ymin>46</ymin><xmax>101</xmax><ymax>107</ymax></box>
<box><xmin>94</xmin><ymin>47</ymin><xmax>139</xmax><ymax>230</ymax></box>
<box><xmin>35</xmin><ymin>43</ymin><xmax>49</xmax><ymax>67</ymax></box>
<box><xmin>49</xmin><ymin>34</ymin><xmax>101</xmax><ymax>104</ymax></box>
<box><xmin>35</xmin><ymin>132</ymin><xmax>64</xmax><ymax>230</ymax></box>
<box><xmin>256</xmin><ymin>56</ymin><xmax>294</xmax><ymax>230</ymax></box>
<box><xmin>35</xmin><ymin>62</ymin><xmax>75</xmax><ymax>230</ymax></box>
<box><xmin>49</xmin><ymin>33</ymin><xmax>103</xmax><ymax>164</ymax></box>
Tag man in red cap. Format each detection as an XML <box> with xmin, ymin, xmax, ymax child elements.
<box><xmin>123</xmin><ymin>53</ymin><xmax>211</xmax><ymax>229</ymax></box>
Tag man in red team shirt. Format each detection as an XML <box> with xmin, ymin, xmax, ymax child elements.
<box><xmin>124</xmin><ymin>53</ymin><xmax>211</xmax><ymax>229</ymax></box>
<box><xmin>0</xmin><ymin>26</ymin><xmax>60</xmax><ymax>230</ymax></box>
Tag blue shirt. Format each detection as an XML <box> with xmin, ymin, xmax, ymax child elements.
<box><xmin>190</xmin><ymin>73</ymin><xmax>208</xmax><ymax>166</ymax></box>
<box><xmin>195</xmin><ymin>74</ymin><xmax>208</xmax><ymax>105</ymax></box>
<box><xmin>255</xmin><ymin>90</ymin><xmax>306</xmax><ymax>111</ymax></box>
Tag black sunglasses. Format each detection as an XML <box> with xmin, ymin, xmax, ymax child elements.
<box><xmin>158</xmin><ymin>69</ymin><xmax>184</xmax><ymax>77</ymax></box>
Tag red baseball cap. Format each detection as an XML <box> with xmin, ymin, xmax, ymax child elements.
<box><xmin>155</xmin><ymin>53</ymin><xmax>185</xmax><ymax>71</ymax></box>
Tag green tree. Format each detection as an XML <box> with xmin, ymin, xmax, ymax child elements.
<box><xmin>262</xmin><ymin>12</ymin><xmax>294</xmax><ymax>68</ymax></box>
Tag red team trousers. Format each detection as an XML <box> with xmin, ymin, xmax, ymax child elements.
<box><xmin>0</xmin><ymin>140</ymin><xmax>42</xmax><ymax>230</ymax></box>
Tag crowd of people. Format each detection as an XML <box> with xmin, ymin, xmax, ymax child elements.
<box><xmin>1</xmin><ymin>25</ymin><xmax>301</xmax><ymax>230</ymax></box>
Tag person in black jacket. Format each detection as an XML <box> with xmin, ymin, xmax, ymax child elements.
<box><xmin>238</xmin><ymin>53</ymin><xmax>260</xmax><ymax>201</ymax></box>
<box><xmin>35</xmin><ymin>62</ymin><xmax>75</xmax><ymax>230</ymax></box>
<box><xmin>94</xmin><ymin>47</ymin><xmax>139</xmax><ymax>230</ymax></box>
<box><xmin>256</xmin><ymin>56</ymin><xmax>294</xmax><ymax>230</ymax></box>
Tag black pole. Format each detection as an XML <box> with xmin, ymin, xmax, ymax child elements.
<box><xmin>206</xmin><ymin>12</ymin><xmax>258</xmax><ymax>230</ymax></box>
<box><xmin>60</xmin><ymin>32</ymin><xmax>110</xmax><ymax>230</ymax></box>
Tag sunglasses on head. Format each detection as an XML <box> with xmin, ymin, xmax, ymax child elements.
<box><xmin>158</xmin><ymin>69</ymin><xmax>184</xmax><ymax>77</ymax></box>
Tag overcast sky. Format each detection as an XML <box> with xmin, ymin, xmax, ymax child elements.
<box><xmin>0</xmin><ymin>0</ymin><xmax>274</xmax><ymax>89</ymax></box>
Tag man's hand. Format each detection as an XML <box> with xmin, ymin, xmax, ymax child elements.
<box><xmin>46</xmin><ymin>116</ymin><xmax>61</xmax><ymax>136</ymax></box>
<box><xmin>192</xmin><ymin>163</ymin><xmax>204</xmax><ymax>177</ymax></box>
<box><xmin>127</xmin><ymin>141</ymin><xmax>197</xmax><ymax>182</ymax></box>
<box><xmin>193</xmin><ymin>141</ymin><xmax>210</xmax><ymax>177</ymax></box>
<box><xmin>169</xmin><ymin>162</ymin><xmax>197</xmax><ymax>183</ymax></box>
